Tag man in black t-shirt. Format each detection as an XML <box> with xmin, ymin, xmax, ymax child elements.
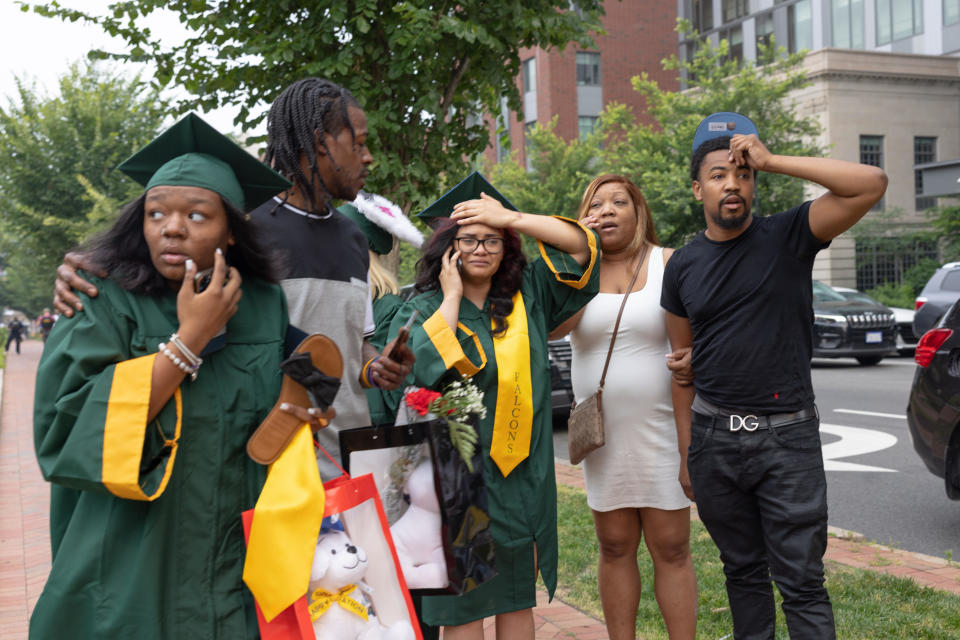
<box><xmin>661</xmin><ymin>112</ymin><xmax>887</xmax><ymax>640</ymax></box>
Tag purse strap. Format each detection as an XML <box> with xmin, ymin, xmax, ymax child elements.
<box><xmin>598</xmin><ymin>244</ymin><xmax>649</xmax><ymax>389</ymax></box>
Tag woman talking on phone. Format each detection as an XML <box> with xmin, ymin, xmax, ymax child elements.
<box><xmin>31</xmin><ymin>115</ymin><xmax>328</xmax><ymax>639</ymax></box>
<box><xmin>392</xmin><ymin>173</ymin><xmax>599</xmax><ymax>639</ymax></box>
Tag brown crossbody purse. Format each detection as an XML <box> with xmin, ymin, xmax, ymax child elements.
<box><xmin>567</xmin><ymin>244</ymin><xmax>648</xmax><ymax>465</ymax></box>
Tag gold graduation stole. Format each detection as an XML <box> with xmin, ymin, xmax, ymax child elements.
<box><xmin>308</xmin><ymin>584</ymin><xmax>369</xmax><ymax>622</ymax></box>
<box><xmin>242</xmin><ymin>424</ymin><xmax>326</xmax><ymax>622</ymax></box>
<box><xmin>489</xmin><ymin>291</ymin><xmax>534</xmax><ymax>477</ymax></box>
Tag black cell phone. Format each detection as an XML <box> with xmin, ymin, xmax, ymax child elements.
<box><xmin>385</xmin><ymin>309</ymin><xmax>419</xmax><ymax>359</ymax></box>
<box><xmin>457</xmin><ymin>258</ymin><xmax>463</xmax><ymax>270</ymax></box>
<box><xmin>194</xmin><ymin>267</ymin><xmax>229</xmax><ymax>293</ymax></box>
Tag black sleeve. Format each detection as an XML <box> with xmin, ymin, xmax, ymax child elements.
<box><xmin>782</xmin><ymin>200</ymin><xmax>830</xmax><ymax>260</ymax></box>
<box><xmin>660</xmin><ymin>250</ymin><xmax>688</xmax><ymax>318</ymax></box>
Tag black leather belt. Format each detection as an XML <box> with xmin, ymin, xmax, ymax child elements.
<box><xmin>692</xmin><ymin>406</ymin><xmax>818</xmax><ymax>432</ymax></box>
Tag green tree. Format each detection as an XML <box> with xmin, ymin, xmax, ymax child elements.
<box><xmin>489</xmin><ymin>118</ymin><xmax>602</xmax><ymax>255</ymax></box>
<box><xmin>930</xmin><ymin>204</ymin><xmax>960</xmax><ymax>262</ymax></box>
<box><xmin>490</xmin><ymin>118</ymin><xmax>600</xmax><ymax>218</ymax></box>
<box><xmin>598</xmin><ymin>22</ymin><xmax>823</xmax><ymax>247</ymax></box>
<box><xmin>0</xmin><ymin>62</ymin><xmax>166</xmax><ymax>315</ymax></box>
<box><xmin>27</xmin><ymin>0</ymin><xmax>604</xmax><ymax>212</ymax></box>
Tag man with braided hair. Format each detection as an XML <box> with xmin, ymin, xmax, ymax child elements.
<box><xmin>251</xmin><ymin>77</ymin><xmax>414</xmax><ymax>476</ymax></box>
<box><xmin>53</xmin><ymin>78</ymin><xmax>414</xmax><ymax>479</ymax></box>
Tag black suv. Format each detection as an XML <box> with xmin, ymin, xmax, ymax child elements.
<box><xmin>913</xmin><ymin>262</ymin><xmax>960</xmax><ymax>339</ymax></box>
<box><xmin>906</xmin><ymin>299</ymin><xmax>960</xmax><ymax>500</ymax></box>
<box><xmin>812</xmin><ymin>280</ymin><xmax>896</xmax><ymax>365</ymax></box>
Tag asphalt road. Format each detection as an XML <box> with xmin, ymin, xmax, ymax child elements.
<box><xmin>812</xmin><ymin>355</ymin><xmax>959</xmax><ymax>559</ymax></box>
<box><xmin>553</xmin><ymin>353</ymin><xmax>960</xmax><ymax>559</ymax></box>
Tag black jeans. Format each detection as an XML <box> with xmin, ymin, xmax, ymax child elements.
<box><xmin>688</xmin><ymin>411</ymin><xmax>835</xmax><ymax>640</ymax></box>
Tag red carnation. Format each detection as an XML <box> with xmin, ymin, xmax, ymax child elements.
<box><xmin>404</xmin><ymin>388</ymin><xmax>442</xmax><ymax>416</ymax></box>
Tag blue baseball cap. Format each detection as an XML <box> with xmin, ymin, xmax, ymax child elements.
<box><xmin>692</xmin><ymin>112</ymin><xmax>759</xmax><ymax>153</ymax></box>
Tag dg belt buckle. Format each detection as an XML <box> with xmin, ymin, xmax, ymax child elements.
<box><xmin>729</xmin><ymin>414</ymin><xmax>761</xmax><ymax>432</ymax></box>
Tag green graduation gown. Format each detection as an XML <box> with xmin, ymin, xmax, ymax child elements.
<box><xmin>32</xmin><ymin>275</ymin><xmax>287</xmax><ymax>639</ymax></box>
<box><xmin>364</xmin><ymin>292</ymin><xmax>404</xmax><ymax>425</ymax></box>
<box><xmin>393</xmin><ymin>222</ymin><xmax>599</xmax><ymax>625</ymax></box>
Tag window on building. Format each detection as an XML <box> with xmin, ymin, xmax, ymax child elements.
<box><xmin>860</xmin><ymin>135</ymin><xmax>884</xmax><ymax>210</ymax></box>
<box><xmin>576</xmin><ymin>52</ymin><xmax>601</xmax><ymax>86</ymax></box>
<box><xmin>495</xmin><ymin>99</ymin><xmax>511</xmax><ymax>163</ymax></box>
<box><xmin>915</xmin><ymin>136</ymin><xmax>937</xmax><ymax>211</ymax></box>
<box><xmin>522</xmin><ymin>58</ymin><xmax>536</xmax><ymax>95</ymax></box>
<box><xmin>689</xmin><ymin>0</ymin><xmax>714</xmax><ymax>33</ymax></box>
<box><xmin>578</xmin><ymin>116</ymin><xmax>599</xmax><ymax>140</ymax></box>
<box><xmin>720</xmin><ymin>25</ymin><xmax>744</xmax><ymax>62</ymax></box>
<box><xmin>756</xmin><ymin>12</ymin><xmax>775</xmax><ymax>53</ymax></box>
<box><xmin>524</xmin><ymin>122</ymin><xmax>536</xmax><ymax>172</ymax></box>
<box><xmin>788</xmin><ymin>0</ymin><xmax>813</xmax><ymax>52</ymax></box>
<box><xmin>877</xmin><ymin>0</ymin><xmax>924</xmax><ymax>44</ymax></box>
<box><xmin>722</xmin><ymin>0</ymin><xmax>750</xmax><ymax>23</ymax></box>
<box><xmin>832</xmin><ymin>0</ymin><xmax>865</xmax><ymax>48</ymax></box>
<box><xmin>945</xmin><ymin>0</ymin><xmax>960</xmax><ymax>26</ymax></box>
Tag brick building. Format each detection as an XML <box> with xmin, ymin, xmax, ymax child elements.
<box><xmin>483</xmin><ymin>0</ymin><xmax>679</xmax><ymax>168</ymax></box>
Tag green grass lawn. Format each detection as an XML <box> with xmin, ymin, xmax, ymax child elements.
<box><xmin>555</xmin><ymin>484</ymin><xmax>960</xmax><ymax>639</ymax></box>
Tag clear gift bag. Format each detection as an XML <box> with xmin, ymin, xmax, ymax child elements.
<box><xmin>340</xmin><ymin>388</ymin><xmax>496</xmax><ymax>595</ymax></box>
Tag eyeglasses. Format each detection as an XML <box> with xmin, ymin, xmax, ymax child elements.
<box><xmin>455</xmin><ymin>237</ymin><xmax>504</xmax><ymax>254</ymax></box>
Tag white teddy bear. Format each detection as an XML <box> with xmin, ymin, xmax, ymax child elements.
<box><xmin>389</xmin><ymin>460</ymin><xmax>447</xmax><ymax>589</ymax></box>
<box><xmin>307</xmin><ymin>529</ymin><xmax>415</xmax><ymax>640</ymax></box>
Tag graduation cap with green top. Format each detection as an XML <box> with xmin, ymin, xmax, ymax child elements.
<box><xmin>117</xmin><ymin>112</ymin><xmax>291</xmax><ymax>212</ymax></box>
<box><xmin>416</xmin><ymin>171</ymin><xmax>516</xmax><ymax>225</ymax></box>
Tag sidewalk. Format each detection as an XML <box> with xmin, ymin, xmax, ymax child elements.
<box><xmin>2</xmin><ymin>339</ymin><xmax>958</xmax><ymax>640</ymax></box>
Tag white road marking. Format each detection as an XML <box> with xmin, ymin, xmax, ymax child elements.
<box><xmin>820</xmin><ymin>423</ymin><xmax>898</xmax><ymax>473</ymax></box>
<box><xmin>834</xmin><ymin>408</ymin><xmax>906</xmax><ymax>420</ymax></box>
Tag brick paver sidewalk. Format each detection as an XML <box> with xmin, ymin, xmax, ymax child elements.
<box><xmin>0</xmin><ymin>340</ymin><xmax>606</xmax><ymax>640</ymax></box>
<box><xmin>3</xmin><ymin>339</ymin><xmax>957</xmax><ymax>640</ymax></box>
<box><xmin>0</xmin><ymin>340</ymin><xmax>49</xmax><ymax>639</ymax></box>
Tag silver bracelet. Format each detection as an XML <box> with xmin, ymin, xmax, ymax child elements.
<box><xmin>168</xmin><ymin>333</ymin><xmax>202</xmax><ymax>368</ymax></box>
<box><xmin>159</xmin><ymin>342</ymin><xmax>199</xmax><ymax>382</ymax></box>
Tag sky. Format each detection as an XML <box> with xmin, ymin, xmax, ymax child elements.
<box><xmin>0</xmin><ymin>0</ymin><xmax>250</xmax><ymax>135</ymax></box>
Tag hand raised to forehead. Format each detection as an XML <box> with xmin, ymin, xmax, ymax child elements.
<box><xmin>451</xmin><ymin>192</ymin><xmax>520</xmax><ymax>229</ymax></box>
<box><xmin>728</xmin><ymin>134</ymin><xmax>772</xmax><ymax>171</ymax></box>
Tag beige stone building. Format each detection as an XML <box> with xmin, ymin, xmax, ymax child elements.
<box><xmin>792</xmin><ymin>49</ymin><xmax>960</xmax><ymax>286</ymax></box>
<box><xmin>678</xmin><ymin>0</ymin><xmax>960</xmax><ymax>288</ymax></box>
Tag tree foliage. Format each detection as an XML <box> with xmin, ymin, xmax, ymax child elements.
<box><xmin>490</xmin><ymin>118</ymin><xmax>600</xmax><ymax>218</ymax></box>
<box><xmin>598</xmin><ymin>22</ymin><xmax>823</xmax><ymax>247</ymax></box>
<box><xmin>0</xmin><ymin>62</ymin><xmax>166</xmax><ymax>315</ymax></box>
<box><xmin>489</xmin><ymin>118</ymin><xmax>601</xmax><ymax>255</ymax></box>
<box><xmin>487</xmin><ymin>21</ymin><xmax>825</xmax><ymax>250</ymax></box>
<box><xmin>26</xmin><ymin>0</ymin><xmax>604</xmax><ymax>212</ymax></box>
<box><xmin>930</xmin><ymin>204</ymin><xmax>960</xmax><ymax>262</ymax></box>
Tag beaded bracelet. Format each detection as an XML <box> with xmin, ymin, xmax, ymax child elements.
<box><xmin>169</xmin><ymin>333</ymin><xmax>202</xmax><ymax>369</ymax></box>
<box><xmin>360</xmin><ymin>356</ymin><xmax>380</xmax><ymax>389</ymax></box>
<box><xmin>159</xmin><ymin>342</ymin><xmax>200</xmax><ymax>382</ymax></box>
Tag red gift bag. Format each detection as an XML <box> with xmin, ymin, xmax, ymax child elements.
<box><xmin>243</xmin><ymin>472</ymin><xmax>423</xmax><ymax>640</ymax></box>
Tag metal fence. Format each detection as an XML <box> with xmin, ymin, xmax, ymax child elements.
<box><xmin>855</xmin><ymin>236</ymin><xmax>939</xmax><ymax>291</ymax></box>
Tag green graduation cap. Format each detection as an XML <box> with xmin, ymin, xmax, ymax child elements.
<box><xmin>338</xmin><ymin>203</ymin><xmax>393</xmax><ymax>254</ymax></box>
<box><xmin>117</xmin><ymin>112</ymin><xmax>291</xmax><ymax>211</ymax></box>
<box><xmin>416</xmin><ymin>171</ymin><xmax>516</xmax><ymax>224</ymax></box>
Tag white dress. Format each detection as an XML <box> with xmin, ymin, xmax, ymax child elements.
<box><xmin>570</xmin><ymin>246</ymin><xmax>690</xmax><ymax>511</ymax></box>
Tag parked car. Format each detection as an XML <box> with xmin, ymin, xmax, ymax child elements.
<box><xmin>832</xmin><ymin>286</ymin><xmax>916</xmax><ymax>356</ymax></box>
<box><xmin>913</xmin><ymin>262</ymin><xmax>960</xmax><ymax>339</ymax></box>
<box><xmin>812</xmin><ymin>280</ymin><xmax>896</xmax><ymax>365</ymax></box>
<box><xmin>906</xmin><ymin>300</ymin><xmax>960</xmax><ymax>500</ymax></box>
<box><xmin>548</xmin><ymin>337</ymin><xmax>575</xmax><ymax>426</ymax></box>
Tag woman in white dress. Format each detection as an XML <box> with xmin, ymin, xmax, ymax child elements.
<box><xmin>551</xmin><ymin>174</ymin><xmax>697</xmax><ymax>639</ymax></box>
